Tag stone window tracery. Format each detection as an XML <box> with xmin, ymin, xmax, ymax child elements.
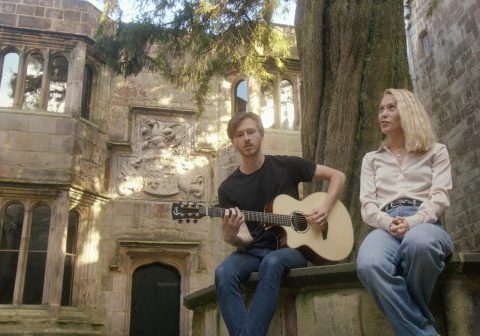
<box><xmin>0</xmin><ymin>46</ymin><xmax>80</xmax><ymax>114</ymax></box>
<box><xmin>22</xmin><ymin>203</ymin><xmax>51</xmax><ymax>304</ymax></box>
<box><xmin>81</xmin><ymin>65</ymin><xmax>93</xmax><ymax>120</ymax></box>
<box><xmin>0</xmin><ymin>199</ymin><xmax>80</xmax><ymax>307</ymax></box>
<box><xmin>48</xmin><ymin>55</ymin><xmax>69</xmax><ymax>113</ymax></box>
<box><xmin>61</xmin><ymin>210</ymin><xmax>79</xmax><ymax>306</ymax></box>
<box><xmin>0</xmin><ymin>202</ymin><xmax>24</xmax><ymax>304</ymax></box>
<box><xmin>279</xmin><ymin>79</ymin><xmax>295</xmax><ymax>130</ymax></box>
<box><xmin>0</xmin><ymin>201</ymin><xmax>51</xmax><ymax>304</ymax></box>
<box><xmin>259</xmin><ymin>78</ymin><xmax>298</xmax><ymax>130</ymax></box>
<box><xmin>234</xmin><ymin>79</ymin><xmax>248</xmax><ymax>114</ymax></box>
<box><xmin>0</xmin><ymin>50</ymin><xmax>20</xmax><ymax>108</ymax></box>
<box><xmin>23</xmin><ymin>52</ymin><xmax>45</xmax><ymax>110</ymax></box>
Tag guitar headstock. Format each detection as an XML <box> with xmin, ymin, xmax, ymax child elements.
<box><xmin>171</xmin><ymin>202</ymin><xmax>206</xmax><ymax>223</ymax></box>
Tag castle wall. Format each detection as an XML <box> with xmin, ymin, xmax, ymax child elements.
<box><xmin>0</xmin><ymin>0</ymin><xmax>101</xmax><ymax>38</ymax></box>
<box><xmin>406</xmin><ymin>0</ymin><xmax>480</xmax><ymax>252</ymax></box>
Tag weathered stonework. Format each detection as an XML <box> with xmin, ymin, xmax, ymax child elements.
<box><xmin>1</xmin><ymin>0</ymin><xmax>478</xmax><ymax>335</ymax></box>
<box><xmin>405</xmin><ymin>0</ymin><xmax>480</xmax><ymax>253</ymax></box>
<box><xmin>0</xmin><ymin>0</ymin><xmax>102</xmax><ymax>38</ymax></box>
<box><xmin>0</xmin><ymin>1</ymin><xmax>303</xmax><ymax>335</ymax></box>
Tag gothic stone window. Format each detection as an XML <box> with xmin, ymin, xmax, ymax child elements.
<box><xmin>234</xmin><ymin>79</ymin><xmax>248</xmax><ymax>114</ymax></box>
<box><xmin>81</xmin><ymin>65</ymin><xmax>94</xmax><ymax>120</ymax></box>
<box><xmin>260</xmin><ymin>78</ymin><xmax>298</xmax><ymax>130</ymax></box>
<box><xmin>0</xmin><ymin>201</ymin><xmax>79</xmax><ymax>306</ymax></box>
<box><xmin>0</xmin><ymin>49</ymin><xmax>20</xmax><ymax>108</ymax></box>
<box><xmin>0</xmin><ymin>47</ymin><xmax>70</xmax><ymax>114</ymax></box>
<box><xmin>48</xmin><ymin>55</ymin><xmax>69</xmax><ymax>113</ymax></box>
<box><xmin>0</xmin><ymin>201</ymin><xmax>50</xmax><ymax>304</ymax></box>
<box><xmin>23</xmin><ymin>52</ymin><xmax>45</xmax><ymax>110</ymax></box>
<box><xmin>61</xmin><ymin>210</ymin><xmax>79</xmax><ymax>306</ymax></box>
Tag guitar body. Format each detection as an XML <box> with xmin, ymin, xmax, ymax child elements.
<box><xmin>272</xmin><ymin>192</ymin><xmax>354</xmax><ymax>263</ymax></box>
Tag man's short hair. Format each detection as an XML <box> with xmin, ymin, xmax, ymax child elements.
<box><xmin>227</xmin><ymin>112</ymin><xmax>265</xmax><ymax>140</ymax></box>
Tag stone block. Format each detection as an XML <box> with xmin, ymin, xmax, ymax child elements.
<box><xmin>18</xmin><ymin>15</ymin><xmax>51</xmax><ymax>29</ymax></box>
<box><xmin>113</xmin><ymin>201</ymin><xmax>136</xmax><ymax>216</ymax></box>
<box><xmin>0</xmin><ymin>165</ymin><xmax>19</xmax><ymax>179</ymax></box>
<box><xmin>295</xmin><ymin>290</ymin><xmax>387</xmax><ymax>336</ymax></box>
<box><xmin>8</xmin><ymin>131</ymin><xmax>50</xmax><ymax>151</ymax></box>
<box><xmin>38</xmin><ymin>152</ymin><xmax>73</xmax><ymax>169</ymax></box>
<box><xmin>0</xmin><ymin>149</ymin><xmax>30</xmax><ymax>165</ymax></box>
<box><xmin>39</xmin><ymin>0</ymin><xmax>54</xmax><ymax>7</ymax></box>
<box><xmin>49</xmin><ymin>135</ymin><xmax>75</xmax><ymax>153</ymax></box>
<box><xmin>0</xmin><ymin>12</ymin><xmax>16</xmax><ymax>26</ymax></box>
<box><xmin>63</xmin><ymin>9</ymin><xmax>80</xmax><ymax>22</ymax></box>
<box><xmin>45</xmin><ymin>7</ymin><xmax>63</xmax><ymax>19</ymax></box>
<box><xmin>23</xmin><ymin>0</ymin><xmax>40</xmax><ymax>5</ymax></box>
<box><xmin>0</xmin><ymin>116</ymin><xmax>28</xmax><ymax>131</ymax></box>
<box><xmin>20</xmin><ymin>167</ymin><xmax>72</xmax><ymax>182</ymax></box>
<box><xmin>16</xmin><ymin>4</ymin><xmax>39</xmax><ymax>17</ymax></box>
<box><xmin>0</xmin><ymin>3</ymin><xmax>16</xmax><ymax>14</ymax></box>
<box><xmin>34</xmin><ymin>6</ymin><xmax>45</xmax><ymax>16</ymax></box>
<box><xmin>55</xmin><ymin>117</ymin><xmax>76</xmax><ymax>135</ymax></box>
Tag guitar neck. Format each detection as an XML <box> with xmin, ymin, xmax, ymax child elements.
<box><xmin>206</xmin><ymin>207</ymin><xmax>292</xmax><ymax>227</ymax></box>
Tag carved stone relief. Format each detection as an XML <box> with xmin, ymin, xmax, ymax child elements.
<box><xmin>112</xmin><ymin>111</ymin><xmax>210</xmax><ymax>201</ymax></box>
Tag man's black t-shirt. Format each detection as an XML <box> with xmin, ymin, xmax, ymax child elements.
<box><xmin>218</xmin><ymin>155</ymin><xmax>316</xmax><ymax>249</ymax></box>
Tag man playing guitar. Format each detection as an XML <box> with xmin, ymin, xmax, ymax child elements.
<box><xmin>215</xmin><ymin>112</ymin><xmax>346</xmax><ymax>336</ymax></box>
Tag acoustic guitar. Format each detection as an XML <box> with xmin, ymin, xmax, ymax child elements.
<box><xmin>171</xmin><ymin>192</ymin><xmax>354</xmax><ymax>264</ymax></box>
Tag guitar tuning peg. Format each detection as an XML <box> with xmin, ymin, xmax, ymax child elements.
<box><xmin>177</xmin><ymin>219</ymin><xmax>183</xmax><ymax>224</ymax></box>
<box><xmin>193</xmin><ymin>219</ymin><xmax>198</xmax><ymax>224</ymax></box>
<box><xmin>186</xmin><ymin>219</ymin><xmax>191</xmax><ymax>223</ymax></box>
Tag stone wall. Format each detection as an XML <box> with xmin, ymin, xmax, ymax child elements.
<box><xmin>185</xmin><ymin>256</ymin><xmax>480</xmax><ymax>336</ymax></box>
<box><xmin>0</xmin><ymin>110</ymin><xmax>107</xmax><ymax>193</ymax></box>
<box><xmin>405</xmin><ymin>0</ymin><xmax>480</xmax><ymax>252</ymax></box>
<box><xmin>0</xmin><ymin>0</ymin><xmax>101</xmax><ymax>39</ymax></box>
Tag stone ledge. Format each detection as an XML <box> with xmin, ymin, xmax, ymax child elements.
<box><xmin>0</xmin><ymin>305</ymin><xmax>103</xmax><ymax>335</ymax></box>
<box><xmin>183</xmin><ymin>252</ymin><xmax>480</xmax><ymax>310</ymax></box>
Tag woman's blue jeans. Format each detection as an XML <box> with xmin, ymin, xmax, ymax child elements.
<box><xmin>215</xmin><ymin>247</ymin><xmax>307</xmax><ymax>336</ymax></box>
<box><xmin>357</xmin><ymin>205</ymin><xmax>454</xmax><ymax>336</ymax></box>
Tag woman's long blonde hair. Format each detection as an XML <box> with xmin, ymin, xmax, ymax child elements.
<box><xmin>383</xmin><ymin>88</ymin><xmax>436</xmax><ymax>152</ymax></box>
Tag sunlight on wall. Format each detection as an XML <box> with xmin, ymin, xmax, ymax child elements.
<box><xmin>77</xmin><ymin>200</ymin><xmax>102</xmax><ymax>264</ymax></box>
<box><xmin>79</xmin><ymin>228</ymin><xmax>100</xmax><ymax>264</ymax></box>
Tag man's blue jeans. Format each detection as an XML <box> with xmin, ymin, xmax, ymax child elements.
<box><xmin>357</xmin><ymin>205</ymin><xmax>454</xmax><ymax>336</ymax></box>
<box><xmin>215</xmin><ymin>247</ymin><xmax>307</xmax><ymax>336</ymax></box>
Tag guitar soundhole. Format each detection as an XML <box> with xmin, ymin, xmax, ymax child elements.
<box><xmin>291</xmin><ymin>212</ymin><xmax>309</xmax><ymax>233</ymax></box>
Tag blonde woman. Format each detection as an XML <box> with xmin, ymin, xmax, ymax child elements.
<box><xmin>356</xmin><ymin>89</ymin><xmax>454</xmax><ymax>336</ymax></box>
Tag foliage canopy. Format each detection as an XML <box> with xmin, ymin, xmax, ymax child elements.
<box><xmin>96</xmin><ymin>0</ymin><xmax>293</xmax><ymax>112</ymax></box>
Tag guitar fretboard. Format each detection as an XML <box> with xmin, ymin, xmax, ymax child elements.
<box><xmin>205</xmin><ymin>207</ymin><xmax>292</xmax><ymax>227</ymax></box>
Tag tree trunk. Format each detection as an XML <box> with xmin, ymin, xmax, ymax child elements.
<box><xmin>295</xmin><ymin>0</ymin><xmax>411</xmax><ymax>258</ymax></box>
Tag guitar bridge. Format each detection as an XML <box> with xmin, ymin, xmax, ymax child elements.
<box><xmin>322</xmin><ymin>221</ymin><xmax>329</xmax><ymax>240</ymax></box>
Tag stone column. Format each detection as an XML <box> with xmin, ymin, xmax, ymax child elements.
<box><xmin>42</xmin><ymin>190</ymin><xmax>69</xmax><ymax>316</ymax></box>
<box><xmin>65</xmin><ymin>41</ymin><xmax>87</xmax><ymax>117</ymax></box>
<box><xmin>12</xmin><ymin>201</ymin><xmax>32</xmax><ymax>305</ymax></box>
<box><xmin>13</xmin><ymin>47</ymin><xmax>27</xmax><ymax>108</ymax></box>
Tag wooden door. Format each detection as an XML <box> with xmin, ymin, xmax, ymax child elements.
<box><xmin>130</xmin><ymin>263</ymin><xmax>180</xmax><ymax>336</ymax></box>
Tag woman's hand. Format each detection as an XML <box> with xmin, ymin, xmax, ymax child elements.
<box><xmin>388</xmin><ymin>216</ymin><xmax>410</xmax><ymax>238</ymax></box>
